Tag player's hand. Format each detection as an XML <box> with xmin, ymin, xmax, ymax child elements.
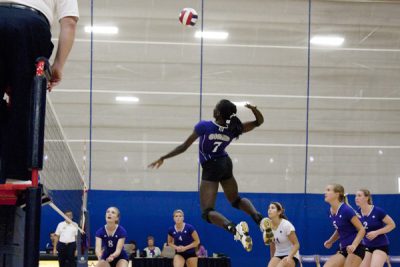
<box><xmin>148</xmin><ymin>158</ymin><xmax>164</xmax><ymax>169</ymax></box>
<box><xmin>245</xmin><ymin>103</ymin><xmax>257</xmax><ymax>110</ymax></box>
<box><xmin>282</xmin><ymin>256</ymin><xmax>293</xmax><ymax>263</ymax></box>
<box><xmin>366</xmin><ymin>231</ymin><xmax>378</xmax><ymax>240</ymax></box>
<box><xmin>346</xmin><ymin>244</ymin><xmax>356</xmax><ymax>254</ymax></box>
<box><xmin>106</xmin><ymin>255</ymin><xmax>115</xmax><ymax>262</ymax></box>
<box><xmin>48</xmin><ymin>63</ymin><xmax>63</xmax><ymax>91</ymax></box>
<box><xmin>176</xmin><ymin>246</ymin><xmax>184</xmax><ymax>252</ymax></box>
<box><xmin>324</xmin><ymin>240</ymin><xmax>332</xmax><ymax>249</ymax></box>
<box><xmin>52</xmin><ymin>249</ymin><xmax>57</xmax><ymax>255</ymax></box>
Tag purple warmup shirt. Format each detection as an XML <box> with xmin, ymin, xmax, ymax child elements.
<box><xmin>194</xmin><ymin>121</ymin><xmax>236</xmax><ymax>165</ymax></box>
<box><xmin>168</xmin><ymin>223</ymin><xmax>196</xmax><ymax>254</ymax></box>
<box><xmin>95</xmin><ymin>225</ymin><xmax>128</xmax><ymax>260</ymax></box>
<box><xmin>357</xmin><ymin>206</ymin><xmax>389</xmax><ymax>247</ymax></box>
<box><xmin>329</xmin><ymin>203</ymin><xmax>358</xmax><ymax>249</ymax></box>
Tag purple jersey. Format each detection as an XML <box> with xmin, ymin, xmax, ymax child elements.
<box><xmin>194</xmin><ymin>121</ymin><xmax>235</xmax><ymax>165</ymax></box>
<box><xmin>357</xmin><ymin>206</ymin><xmax>389</xmax><ymax>247</ymax></box>
<box><xmin>329</xmin><ymin>203</ymin><xmax>358</xmax><ymax>249</ymax></box>
<box><xmin>168</xmin><ymin>223</ymin><xmax>196</xmax><ymax>254</ymax></box>
<box><xmin>95</xmin><ymin>225</ymin><xmax>128</xmax><ymax>260</ymax></box>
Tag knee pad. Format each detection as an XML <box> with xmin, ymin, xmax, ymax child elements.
<box><xmin>231</xmin><ymin>196</ymin><xmax>242</xmax><ymax>209</ymax></box>
<box><xmin>201</xmin><ymin>208</ymin><xmax>215</xmax><ymax>223</ymax></box>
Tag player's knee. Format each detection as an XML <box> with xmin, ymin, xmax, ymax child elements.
<box><xmin>201</xmin><ymin>208</ymin><xmax>215</xmax><ymax>223</ymax></box>
<box><xmin>231</xmin><ymin>196</ymin><xmax>242</xmax><ymax>209</ymax></box>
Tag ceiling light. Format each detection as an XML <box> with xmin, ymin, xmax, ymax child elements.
<box><xmin>195</xmin><ymin>31</ymin><xmax>228</xmax><ymax>40</ymax></box>
<box><xmin>116</xmin><ymin>96</ymin><xmax>139</xmax><ymax>103</ymax></box>
<box><xmin>378</xmin><ymin>150</ymin><xmax>383</xmax><ymax>155</ymax></box>
<box><xmin>269</xmin><ymin>158</ymin><xmax>274</xmax><ymax>164</ymax></box>
<box><xmin>123</xmin><ymin>156</ymin><xmax>128</xmax><ymax>162</ymax></box>
<box><xmin>309</xmin><ymin>156</ymin><xmax>314</xmax><ymax>162</ymax></box>
<box><xmin>310</xmin><ymin>36</ymin><xmax>344</xmax><ymax>46</ymax></box>
<box><xmin>84</xmin><ymin>26</ymin><xmax>119</xmax><ymax>34</ymax></box>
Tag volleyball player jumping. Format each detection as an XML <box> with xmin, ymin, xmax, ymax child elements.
<box><xmin>149</xmin><ymin>99</ymin><xmax>273</xmax><ymax>251</ymax></box>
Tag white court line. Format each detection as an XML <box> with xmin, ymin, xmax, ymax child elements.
<box><xmin>45</xmin><ymin>139</ymin><xmax>400</xmax><ymax>149</ymax></box>
<box><xmin>60</xmin><ymin>38</ymin><xmax>400</xmax><ymax>53</ymax></box>
<box><xmin>53</xmin><ymin>89</ymin><xmax>400</xmax><ymax>101</ymax></box>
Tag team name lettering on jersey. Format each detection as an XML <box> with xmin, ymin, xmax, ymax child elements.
<box><xmin>208</xmin><ymin>134</ymin><xmax>230</xmax><ymax>142</ymax></box>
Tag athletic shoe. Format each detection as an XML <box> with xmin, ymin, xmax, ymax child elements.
<box><xmin>260</xmin><ymin>217</ymin><xmax>274</xmax><ymax>245</ymax></box>
<box><xmin>234</xmin><ymin>221</ymin><xmax>252</xmax><ymax>252</ymax></box>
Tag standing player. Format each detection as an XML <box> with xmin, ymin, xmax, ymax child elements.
<box><xmin>355</xmin><ymin>189</ymin><xmax>396</xmax><ymax>267</ymax></box>
<box><xmin>266</xmin><ymin>202</ymin><xmax>300</xmax><ymax>267</ymax></box>
<box><xmin>168</xmin><ymin>209</ymin><xmax>200</xmax><ymax>267</ymax></box>
<box><xmin>323</xmin><ymin>184</ymin><xmax>366</xmax><ymax>267</ymax></box>
<box><xmin>149</xmin><ymin>99</ymin><xmax>273</xmax><ymax>251</ymax></box>
<box><xmin>95</xmin><ymin>207</ymin><xmax>129</xmax><ymax>267</ymax></box>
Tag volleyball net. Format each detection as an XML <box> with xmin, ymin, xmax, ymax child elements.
<box><xmin>40</xmin><ymin>98</ymin><xmax>88</xmax><ymax>234</ymax></box>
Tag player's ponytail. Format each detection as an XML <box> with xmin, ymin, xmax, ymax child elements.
<box><xmin>332</xmin><ymin>184</ymin><xmax>347</xmax><ymax>203</ymax></box>
<box><xmin>227</xmin><ymin>113</ymin><xmax>243</xmax><ymax>138</ymax></box>
<box><xmin>217</xmin><ymin>99</ymin><xmax>243</xmax><ymax>138</ymax></box>
<box><xmin>344</xmin><ymin>193</ymin><xmax>350</xmax><ymax>206</ymax></box>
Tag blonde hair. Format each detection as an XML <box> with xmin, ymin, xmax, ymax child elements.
<box><xmin>108</xmin><ymin>207</ymin><xmax>121</xmax><ymax>224</ymax></box>
<box><xmin>359</xmin><ymin>189</ymin><xmax>373</xmax><ymax>205</ymax></box>
<box><xmin>331</xmin><ymin>184</ymin><xmax>348</xmax><ymax>204</ymax></box>
<box><xmin>173</xmin><ymin>209</ymin><xmax>184</xmax><ymax>217</ymax></box>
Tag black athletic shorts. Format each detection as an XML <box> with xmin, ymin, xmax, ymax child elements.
<box><xmin>176</xmin><ymin>252</ymin><xmax>197</xmax><ymax>260</ymax></box>
<box><xmin>274</xmin><ymin>255</ymin><xmax>300</xmax><ymax>267</ymax></box>
<box><xmin>108</xmin><ymin>257</ymin><xmax>128</xmax><ymax>267</ymax></box>
<box><xmin>365</xmin><ymin>245</ymin><xmax>389</xmax><ymax>255</ymax></box>
<box><xmin>201</xmin><ymin>156</ymin><xmax>233</xmax><ymax>182</ymax></box>
<box><xmin>338</xmin><ymin>244</ymin><xmax>365</xmax><ymax>260</ymax></box>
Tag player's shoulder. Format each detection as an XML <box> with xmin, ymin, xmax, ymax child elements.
<box><xmin>373</xmin><ymin>206</ymin><xmax>387</xmax><ymax>215</ymax></box>
<box><xmin>281</xmin><ymin>219</ymin><xmax>294</xmax><ymax>228</ymax></box>
<box><xmin>341</xmin><ymin>203</ymin><xmax>354</xmax><ymax>212</ymax></box>
<box><xmin>95</xmin><ymin>226</ymin><xmax>106</xmax><ymax>235</ymax></box>
<box><xmin>185</xmin><ymin>223</ymin><xmax>196</xmax><ymax>231</ymax></box>
<box><xmin>117</xmin><ymin>225</ymin><xmax>127</xmax><ymax>234</ymax></box>
<box><xmin>197</xmin><ymin>120</ymin><xmax>213</xmax><ymax>126</ymax></box>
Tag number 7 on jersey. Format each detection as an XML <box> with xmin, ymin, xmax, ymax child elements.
<box><xmin>212</xmin><ymin>141</ymin><xmax>222</xmax><ymax>152</ymax></box>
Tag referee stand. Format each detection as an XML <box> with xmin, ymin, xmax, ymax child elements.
<box><xmin>0</xmin><ymin>58</ymin><xmax>51</xmax><ymax>267</ymax></box>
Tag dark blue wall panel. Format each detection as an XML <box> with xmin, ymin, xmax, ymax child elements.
<box><xmin>40</xmin><ymin>191</ymin><xmax>400</xmax><ymax>267</ymax></box>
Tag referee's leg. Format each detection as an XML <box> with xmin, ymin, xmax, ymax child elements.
<box><xmin>67</xmin><ymin>242</ymin><xmax>77</xmax><ymax>267</ymax></box>
<box><xmin>58</xmin><ymin>243</ymin><xmax>67</xmax><ymax>267</ymax></box>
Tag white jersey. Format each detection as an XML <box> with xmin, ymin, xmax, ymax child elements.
<box><xmin>272</xmin><ymin>219</ymin><xmax>300</xmax><ymax>259</ymax></box>
<box><xmin>0</xmin><ymin>0</ymin><xmax>79</xmax><ymax>25</ymax></box>
<box><xmin>55</xmin><ymin>221</ymin><xmax>78</xmax><ymax>244</ymax></box>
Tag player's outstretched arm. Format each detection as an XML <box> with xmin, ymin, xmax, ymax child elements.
<box><xmin>148</xmin><ymin>131</ymin><xmax>199</xmax><ymax>169</ymax></box>
<box><xmin>242</xmin><ymin>104</ymin><xmax>264</xmax><ymax>133</ymax></box>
